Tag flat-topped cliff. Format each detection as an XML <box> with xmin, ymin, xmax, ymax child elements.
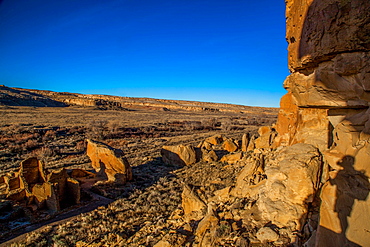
<box><xmin>0</xmin><ymin>85</ymin><xmax>277</xmax><ymax>115</ymax></box>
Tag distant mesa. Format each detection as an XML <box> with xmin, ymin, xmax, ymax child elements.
<box><xmin>0</xmin><ymin>85</ymin><xmax>67</xmax><ymax>107</ymax></box>
<box><xmin>0</xmin><ymin>85</ymin><xmax>278</xmax><ymax>114</ymax></box>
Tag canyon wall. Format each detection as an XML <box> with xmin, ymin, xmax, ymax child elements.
<box><xmin>276</xmin><ymin>0</ymin><xmax>370</xmax><ymax>246</ymax></box>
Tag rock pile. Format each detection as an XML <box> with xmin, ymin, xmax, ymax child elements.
<box><xmin>159</xmin><ymin>132</ymin><xmax>323</xmax><ymax>246</ymax></box>
<box><xmin>161</xmin><ymin>131</ymin><xmax>277</xmax><ymax>167</ymax></box>
<box><xmin>275</xmin><ymin>0</ymin><xmax>370</xmax><ymax>245</ymax></box>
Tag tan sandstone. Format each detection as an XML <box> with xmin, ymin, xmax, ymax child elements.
<box><xmin>222</xmin><ymin>138</ymin><xmax>238</xmax><ymax>152</ymax></box>
<box><xmin>181</xmin><ymin>184</ymin><xmax>207</xmax><ymax>221</ymax></box>
<box><xmin>3</xmin><ymin>157</ymin><xmax>81</xmax><ymax>213</ymax></box>
<box><xmin>86</xmin><ymin>139</ymin><xmax>132</xmax><ymax>184</ymax></box>
<box><xmin>161</xmin><ymin>144</ymin><xmax>197</xmax><ymax>166</ymax></box>
<box><xmin>277</xmin><ymin>0</ymin><xmax>370</xmax><ymax>245</ymax></box>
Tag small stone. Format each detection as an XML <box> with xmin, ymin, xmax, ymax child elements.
<box><xmin>256</xmin><ymin>227</ymin><xmax>279</xmax><ymax>243</ymax></box>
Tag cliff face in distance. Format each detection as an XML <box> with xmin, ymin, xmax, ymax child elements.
<box><xmin>276</xmin><ymin>0</ymin><xmax>370</xmax><ymax>245</ymax></box>
<box><xmin>0</xmin><ymin>85</ymin><xmax>277</xmax><ymax>115</ymax></box>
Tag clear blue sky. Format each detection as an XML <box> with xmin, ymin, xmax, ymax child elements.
<box><xmin>0</xmin><ymin>0</ymin><xmax>287</xmax><ymax>107</ymax></box>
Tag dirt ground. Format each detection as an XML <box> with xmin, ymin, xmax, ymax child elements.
<box><xmin>0</xmin><ymin>105</ymin><xmax>277</xmax><ymax>174</ymax></box>
<box><xmin>0</xmin><ymin>105</ymin><xmax>278</xmax><ymax>246</ymax></box>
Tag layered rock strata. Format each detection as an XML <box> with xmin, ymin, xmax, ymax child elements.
<box><xmin>276</xmin><ymin>0</ymin><xmax>370</xmax><ymax>246</ymax></box>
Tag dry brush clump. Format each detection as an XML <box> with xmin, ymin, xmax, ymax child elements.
<box><xmin>0</xmin><ymin>124</ymin><xmax>89</xmax><ymax>174</ymax></box>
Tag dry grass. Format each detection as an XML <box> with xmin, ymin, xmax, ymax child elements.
<box><xmin>0</xmin><ymin>105</ymin><xmax>278</xmax><ymax>246</ymax></box>
<box><xmin>0</xmin><ymin>106</ymin><xmax>276</xmax><ymax>175</ymax></box>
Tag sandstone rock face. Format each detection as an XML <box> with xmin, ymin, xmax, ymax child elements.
<box><xmin>161</xmin><ymin>144</ymin><xmax>197</xmax><ymax>166</ymax></box>
<box><xmin>256</xmin><ymin>144</ymin><xmax>321</xmax><ymax>230</ymax></box>
<box><xmin>3</xmin><ymin>157</ymin><xmax>81</xmax><ymax>213</ymax></box>
<box><xmin>232</xmin><ymin>144</ymin><xmax>321</xmax><ymax>231</ymax></box>
<box><xmin>286</xmin><ymin>0</ymin><xmax>370</xmax><ymax>72</ymax></box>
<box><xmin>255</xmin><ymin>126</ymin><xmax>277</xmax><ymax>149</ymax></box>
<box><xmin>182</xmin><ymin>185</ymin><xmax>206</xmax><ymax>221</ymax></box>
<box><xmin>86</xmin><ymin>139</ymin><xmax>132</xmax><ymax>184</ymax></box>
<box><xmin>278</xmin><ymin>0</ymin><xmax>370</xmax><ymax>245</ymax></box>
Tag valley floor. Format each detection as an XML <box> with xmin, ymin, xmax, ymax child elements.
<box><xmin>0</xmin><ymin>106</ymin><xmax>277</xmax><ymax>246</ymax></box>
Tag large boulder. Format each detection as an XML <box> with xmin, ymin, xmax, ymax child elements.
<box><xmin>205</xmin><ymin>134</ymin><xmax>224</xmax><ymax>145</ymax></box>
<box><xmin>241</xmin><ymin>133</ymin><xmax>250</xmax><ymax>152</ymax></box>
<box><xmin>256</xmin><ymin>144</ymin><xmax>321</xmax><ymax>230</ymax></box>
<box><xmin>254</xmin><ymin>126</ymin><xmax>277</xmax><ymax>149</ymax></box>
<box><xmin>161</xmin><ymin>144</ymin><xmax>197</xmax><ymax>166</ymax></box>
<box><xmin>222</xmin><ymin>138</ymin><xmax>238</xmax><ymax>152</ymax></box>
<box><xmin>182</xmin><ymin>184</ymin><xmax>207</xmax><ymax>221</ymax></box>
<box><xmin>220</xmin><ymin>152</ymin><xmax>243</xmax><ymax>165</ymax></box>
<box><xmin>86</xmin><ymin>139</ymin><xmax>132</xmax><ymax>184</ymax></box>
<box><xmin>233</xmin><ymin>144</ymin><xmax>322</xmax><ymax>232</ymax></box>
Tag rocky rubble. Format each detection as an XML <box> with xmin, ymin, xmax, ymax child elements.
<box><xmin>4</xmin><ymin>130</ymin><xmax>323</xmax><ymax>246</ymax></box>
<box><xmin>158</xmin><ymin>132</ymin><xmax>323</xmax><ymax>246</ymax></box>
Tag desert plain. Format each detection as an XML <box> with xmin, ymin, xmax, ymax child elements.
<box><xmin>0</xmin><ymin>86</ymin><xmax>279</xmax><ymax>246</ymax></box>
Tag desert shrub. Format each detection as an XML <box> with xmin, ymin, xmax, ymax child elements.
<box><xmin>68</xmin><ymin>126</ymin><xmax>85</xmax><ymax>135</ymax></box>
<box><xmin>23</xmin><ymin>139</ymin><xmax>39</xmax><ymax>150</ymax></box>
<box><xmin>107</xmin><ymin>120</ymin><xmax>121</xmax><ymax>133</ymax></box>
<box><xmin>219</xmin><ymin>222</ymin><xmax>232</xmax><ymax>236</ymax></box>
<box><xmin>0</xmin><ymin>136</ymin><xmax>13</xmax><ymax>145</ymax></box>
<box><xmin>33</xmin><ymin>146</ymin><xmax>55</xmax><ymax>158</ymax></box>
<box><xmin>221</xmin><ymin>119</ymin><xmax>232</xmax><ymax>131</ymax></box>
<box><xmin>75</xmin><ymin>140</ymin><xmax>86</xmax><ymax>152</ymax></box>
<box><xmin>8</xmin><ymin>143</ymin><xmax>22</xmax><ymax>153</ymax></box>
<box><xmin>87</xmin><ymin>120</ymin><xmax>108</xmax><ymax>139</ymax></box>
<box><xmin>106</xmin><ymin>140</ymin><xmax>127</xmax><ymax>149</ymax></box>
<box><xmin>42</xmin><ymin>130</ymin><xmax>57</xmax><ymax>142</ymax></box>
<box><xmin>184</xmin><ymin>121</ymin><xmax>202</xmax><ymax>131</ymax></box>
<box><xmin>202</xmin><ymin>117</ymin><xmax>218</xmax><ymax>129</ymax></box>
<box><xmin>2</xmin><ymin>124</ymin><xmax>26</xmax><ymax>135</ymax></box>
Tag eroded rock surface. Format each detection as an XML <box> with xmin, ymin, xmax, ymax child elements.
<box><xmin>86</xmin><ymin>139</ymin><xmax>132</xmax><ymax>184</ymax></box>
<box><xmin>1</xmin><ymin>157</ymin><xmax>81</xmax><ymax>214</ymax></box>
<box><xmin>161</xmin><ymin>144</ymin><xmax>197</xmax><ymax>166</ymax></box>
<box><xmin>277</xmin><ymin>0</ymin><xmax>370</xmax><ymax>245</ymax></box>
